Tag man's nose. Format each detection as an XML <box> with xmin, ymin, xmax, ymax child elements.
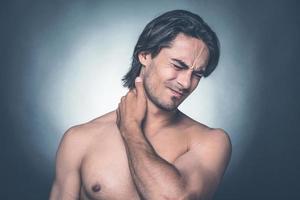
<box><xmin>177</xmin><ymin>71</ymin><xmax>192</xmax><ymax>90</ymax></box>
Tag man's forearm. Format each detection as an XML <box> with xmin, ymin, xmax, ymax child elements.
<box><xmin>120</xmin><ymin>125</ymin><xmax>186</xmax><ymax>199</ymax></box>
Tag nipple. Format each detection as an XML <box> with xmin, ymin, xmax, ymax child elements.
<box><xmin>92</xmin><ymin>184</ymin><xmax>101</xmax><ymax>192</ymax></box>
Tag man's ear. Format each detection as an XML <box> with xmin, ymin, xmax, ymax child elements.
<box><xmin>138</xmin><ymin>52</ymin><xmax>152</xmax><ymax>67</ymax></box>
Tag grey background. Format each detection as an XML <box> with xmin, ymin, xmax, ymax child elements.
<box><xmin>1</xmin><ymin>0</ymin><xmax>299</xmax><ymax>199</ymax></box>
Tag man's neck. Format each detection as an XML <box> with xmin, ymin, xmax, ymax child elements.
<box><xmin>142</xmin><ymin>99</ymin><xmax>181</xmax><ymax>138</ymax></box>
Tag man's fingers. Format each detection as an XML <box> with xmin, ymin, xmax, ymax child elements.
<box><xmin>116</xmin><ymin>107</ymin><xmax>120</xmax><ymax>125</ymax></box>
<box><xmin>130</xmin><ymin>87</ymin><xmax>137</xmax><ymax>94</ymax></box>
<box><xmin>135</xmin><ymin>77</ymin><xmax>145</xmax><ymax>98</ymax></box>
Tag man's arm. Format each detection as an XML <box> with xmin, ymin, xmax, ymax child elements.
<box><xmin>173</xmin><ymin>129</ymin><xmax>232</xmax><ymax>199</ymax></box>
<box><xmin>116</xmin><ymin>78</ymin><xmax>232</xmax><ymax>199</ymax></box>
<box><xmin>120</xmin><ymin>125</ymin><xmax>186</xmax><ymax>199</ymax></box>
<box><xmin>49</xmin><ymin>127</ymin><xmax>83</xmax><ymax>200</ymax></box>
<box><xmin>121</xmin><ymin>126</ymin><xmax>231</xmax><ymax>200</ymax></box>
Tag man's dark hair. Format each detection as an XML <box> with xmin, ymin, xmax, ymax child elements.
<box><xmin>122</xmin><ymin>9</ymin><xmax>220</xmax><ymax>89</ymax></box>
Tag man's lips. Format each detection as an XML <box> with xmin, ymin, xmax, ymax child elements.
<box><xmin>168</xmin><ymin>87</ymin><xmax>184</xmax><ymax>98</ymax></box>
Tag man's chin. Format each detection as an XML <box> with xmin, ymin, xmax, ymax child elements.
<box><xmin>146</xmin><ymin>93</ymin><xmax>181</xmax><ymax>112</ymax></box>
<box><xmin>160</xmin><ymin>106</ymin><xmax>177</xmax><ymax>112</ymax></box>
<box><xmin>158</xmin><ymin>101</ymin><xmax>180</xmax><ymax>112</ymax></box>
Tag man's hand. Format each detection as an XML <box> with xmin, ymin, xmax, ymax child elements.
<box><xmin>116</xmin><ymin>77</ymin><xmax>147</xmax><ymax>134</ymax></box>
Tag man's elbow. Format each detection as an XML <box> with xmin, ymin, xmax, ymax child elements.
<box><xmin>165</xmin><ymin>187</ymin><xmax>213</xmax><ymax>200</ymax></box>
<box><xmin>160</xmin><ymin>190</ymin><xmax>204</xmax><ymax>200</ymax></box>
<box><xmin>154</xmin><ymin>179</ymin><xmax>212</xmax><ymax>200</ymax></box>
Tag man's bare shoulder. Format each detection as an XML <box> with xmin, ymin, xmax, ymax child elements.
<box><xmin>89</xmin><ymin>110</ymin><xmax>117</xmax><ymax>124</ymax></box>
<box><xmin>180</xmin><ymin>112</ymin><xmax>231</xmax><ymax>151</ymax></box>
<box><xmin>60</xmin><ymin>111</ymin><xmax>117</xmax><ymax>150</ymax></box>
<box><xmin>69</xmin><ymin>110</ymin><xmax>116</xmax><ymax>133</ymax></box>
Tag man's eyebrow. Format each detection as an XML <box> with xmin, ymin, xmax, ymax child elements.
<box><xmin>171</xmin><ymin>58</ymin><xmax>206</xmax><ymax>72</ymax></box>
<box><xmin>171</xmin><ymin>58</ymin><xmax>189</xmax><ymax>68</ymax></box>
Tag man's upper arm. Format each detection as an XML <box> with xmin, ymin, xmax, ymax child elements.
<box><xmin>50</xmin><ymin>127</ymin><xmax>85</xmax><ymax>200</ymax></box>
<box><xmin>174</xmin><ymin>129</ymin><xmax>232</xmax><ymax>200</ymax></box>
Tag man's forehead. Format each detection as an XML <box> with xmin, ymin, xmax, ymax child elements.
<box><xmin>164</xmin><ymin>44</ymin><xmax>209</xmax><ymax>70</ymax></box>
<box><xmin>165</xmin><ymin>34</ymin><xmax>209</xmax><ymax>64</ymax></box>
<box><xmin>170</xmin><ymin>58</ymin><xmax>207</xmax><ymax>72</ymax></box>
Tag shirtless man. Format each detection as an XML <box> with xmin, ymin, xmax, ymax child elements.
<box><xmin>49</xmin><ymin>10</ymin><xmax>231</xmax><ymax>200</ymax></box>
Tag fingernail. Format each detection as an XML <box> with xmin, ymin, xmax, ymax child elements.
<box><xmin>135</xmin><ymin>77</ymin><xmax>142</xmax><ymax>82</ymax></box>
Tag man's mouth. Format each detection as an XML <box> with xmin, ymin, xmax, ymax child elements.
<box><xmin>168</xmin><ymin>87</ymin><xmax>184</xmax><ymax>98</ymax></box>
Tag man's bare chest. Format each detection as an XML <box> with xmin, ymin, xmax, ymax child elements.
<box><xmin>79</xmin><ymin>129</ymin><xmax>188</xmax><ymax>200</ymax></box>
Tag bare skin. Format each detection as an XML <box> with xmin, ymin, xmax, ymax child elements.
<box><xmin>49</xmin><ymin>34</ymin><xmax>232</xmax><ymax>200</ymax></box>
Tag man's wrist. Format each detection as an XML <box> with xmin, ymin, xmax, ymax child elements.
<box><xmin>120</xmin><ymin>122</ymin><xmax>142</xmax><ymax>137</ymax></box>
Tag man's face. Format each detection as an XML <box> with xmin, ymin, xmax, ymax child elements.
<box><xmin>139</xmin><ymin>33</ymin><xmax>210</xmax><ymax>111</ymax></box>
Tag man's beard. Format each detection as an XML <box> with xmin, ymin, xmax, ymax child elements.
<box><xmin>143</xmin><ymin>81</ymin><xmax>180</xmax><ymax>112</ymax></box>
